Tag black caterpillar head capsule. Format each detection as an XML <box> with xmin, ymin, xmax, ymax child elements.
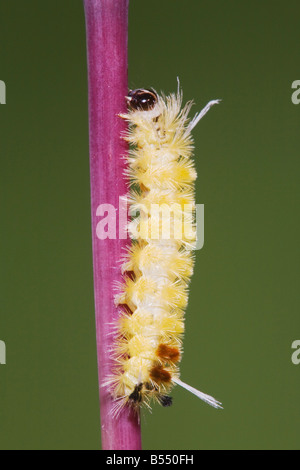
<box><xmin>126</xmin><ymin>89</ymin><xmax>158</xmax><ymax>111</ymax></box>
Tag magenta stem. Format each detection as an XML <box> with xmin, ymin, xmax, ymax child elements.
<box><xmin>83</xmin><ymin>0</ymin><xmax>142</xmax><ymax>450</ymax></box>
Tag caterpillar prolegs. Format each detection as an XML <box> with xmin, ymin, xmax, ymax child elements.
<box><xmin>107</xmin><ymin>84</ymin><xmax>222</xmax><ymax>415</ymax></box>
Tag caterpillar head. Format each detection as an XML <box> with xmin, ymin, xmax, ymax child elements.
<box><xmin>126</xmin><ymin>88</ymin><xmax>158</xmax><ymax>111</ymax></box>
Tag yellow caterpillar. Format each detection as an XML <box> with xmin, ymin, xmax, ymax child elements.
<box><xmin>107</xmin><ymin>84</ymin><xmax>222</xmax><ymax>415</ymax></box>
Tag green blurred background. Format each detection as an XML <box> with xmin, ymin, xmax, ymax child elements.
<box><xmin>0</xmin><ymin>0</ymin><xmax>299</xmax><ymax>450</ymax></box>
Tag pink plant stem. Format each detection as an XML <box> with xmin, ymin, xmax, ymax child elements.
<box><xmin>83</xmin><ymin>0</ymin><xmax>142</xmax><ymax>450</ymax></box>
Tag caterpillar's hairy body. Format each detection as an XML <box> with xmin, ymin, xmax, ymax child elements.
<box><xmin>106</xmin><ymin>86</ymin><xmax>222</xmax><ymax>415</ymax></box>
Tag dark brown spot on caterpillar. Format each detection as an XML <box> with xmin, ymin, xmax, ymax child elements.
<box><xmin>157</xmin><ymin>344</ymin><xmax>180</xmax><ymax>362</ymax></box>
<box><xmin>129</xmin><ymin>383</ymin><xmax>143</xmax><ymax>403</ymax></box>
<box><xmin>126</xmin><ymin>89</ymin><xmax>158</xmax><ymax>111</ymax></box>
<box><xmin>145</xmin><ymin>382</ymin><xmax>158</xmax><ymax>391</ymax></box>
<box><xmin>150</xmin><ymin>365</ymin><xmax>172</xmax><ymax>383</ymax></box>
<box><xmin>158</xmin><ymin>395</ymin><xmax>173</xmax><ymax>407</ymax></box>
